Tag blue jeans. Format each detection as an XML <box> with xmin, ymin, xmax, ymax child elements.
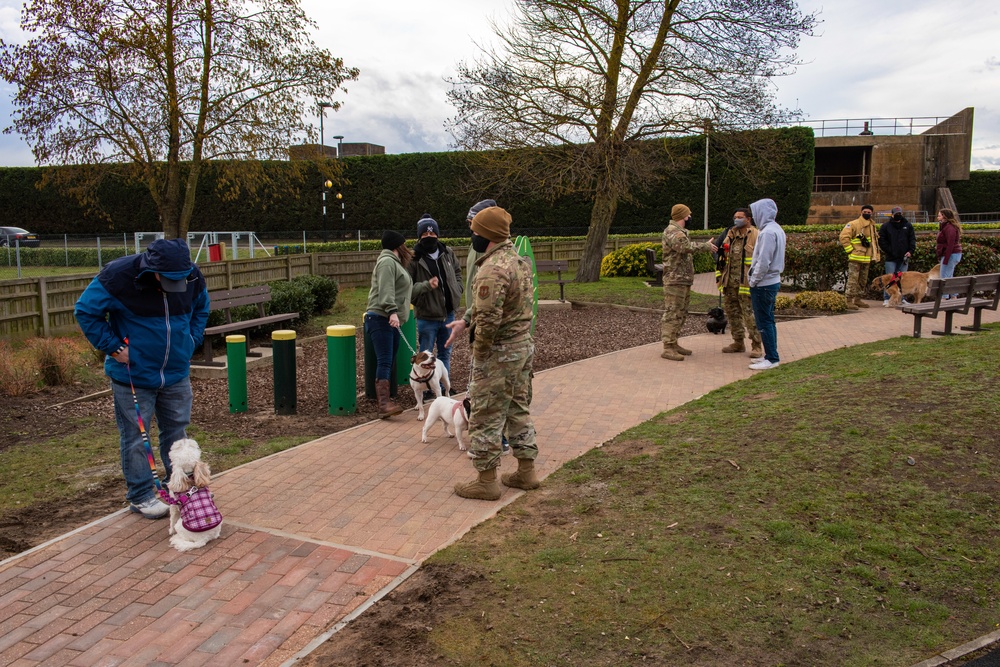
<box><xmin>111</xmin><ymin>377</ymin><xmax>192</xmax><ymax>504</ymax></box>
<box><xmin>364</xmin><ymin>312</ymin><xmax>399</xmax><ymax>381</ymax></box>
<box><xmin>939</xmin><ymin>253</ymin><xmax>962</xmax><ymax>298</ymax></box>
<box><xmin>750</xmin><ymin>283</ymin><xmax>780</xmax><ymax>363</ymax></box>
<box><xmin>883</xmin><ymin>259</ymin><xmax>909</xmax><ymax>300</ymax></box>
<box><xmin>417</xmin><ymin>313</ymin><xmax>455</xmax><ymax>378</ymax></box>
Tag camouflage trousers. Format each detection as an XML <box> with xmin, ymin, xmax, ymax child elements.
<box><xmin>660</xmin><ymin>285</ymin><xmax>691</xmax><ymax>346</ymax></box>
<box><xmin>467</xmin><ymin>339</ymin><xmax>537</xmax><ymax>472</ymax></box>
<box><xmin>845</xmin><ymin>261</ymin><xmax>871</xmax><ymax>300</ymax></box>
<box><xmin>722</xmin><ymin>287</ymin><xmax>761</xmax><ymax>346</ymax></box>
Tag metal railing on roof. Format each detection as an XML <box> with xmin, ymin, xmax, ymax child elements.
<box><xmin>795</xmin><ymin>116</ymin><xmax>967</xmax><ymax>137</ymax></box>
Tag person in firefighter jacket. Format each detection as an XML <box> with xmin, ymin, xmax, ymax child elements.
<box><xmin>715</xmin><ymin>208</ymin><xmax>763</xmax><ymax>357</ymax></box>
<box><xmin>838</xmin><ymin>204</ymin><xmax>881</xmax><ymax>309</ymax></box>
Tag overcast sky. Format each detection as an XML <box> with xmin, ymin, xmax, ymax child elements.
<box><xmin>1</xmin><ymin>0</ymin><xmax>998</xmax><ymax>169</ymax></box>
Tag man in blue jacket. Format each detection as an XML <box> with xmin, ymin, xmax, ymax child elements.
<box><xmin>75</xmin><ymin>239</ymin><xmax>210</xmax><ymax>518</ymax></box>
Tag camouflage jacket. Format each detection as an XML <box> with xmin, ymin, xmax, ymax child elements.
<box><xmin>470</xmin><ymin>240</ymin><xmax>534</xmax><ymax>360</ymax></box>
<box><xmin>662</xmin><ymin>222</ymin><xmax>712</xmax><ymax>286</ymax></box>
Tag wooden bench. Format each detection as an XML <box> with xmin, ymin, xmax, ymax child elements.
<box><xmin>900</xmin><ymin>275</ymin><xmax>979</xmax><ymax>338</ymax></box>
<box><xmin>535</xmin><ymin>259</ymin><xmax>570</xmax><ymax>302</ymax></box>
<box><xmin>196</xmin><ymin>285</ymin><xmax>299</xmax><ymax>366</ymax></box>
<box><xmin>959</xmin><ymin>272</ymin><xmax>1000</xmax><ymax>333</ymax></box>
<box><xmin>644</xmin><ymin>248</ymin><xmax>664</xmax><ymax>286</ymax></box>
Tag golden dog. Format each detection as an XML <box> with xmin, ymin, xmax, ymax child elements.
<box><xmin>870</xmin><ymin>264</ymin><xmax>941</xmax><ymax>306</ymax></box>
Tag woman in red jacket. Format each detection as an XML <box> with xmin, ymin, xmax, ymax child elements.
<box><xmin>936</xmin><ymin>208</ymin><xmax>963</xmax><ymax>297</ymax></box>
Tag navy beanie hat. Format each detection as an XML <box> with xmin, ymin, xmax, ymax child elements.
<box><xmin>467</xmin><ymin>199</ymin><xmax>497</xmax><ymax>221</ymax></box>
<box><xmin>416</xmin><ymin>214</ymin><xmax>440</xmax><ymax>237</ymax></box>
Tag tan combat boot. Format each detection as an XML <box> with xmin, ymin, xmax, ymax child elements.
<box><xmin>846</xmin><ymin>296</ymin><xmax>859</xmax><ymax>310</ymax></box>
<box><xmin>855</xmin><ymin>297</ymin><xmax>870</xmax><ymax>309</ymax></box>
<box><xmin>454</xmin><ymin>467</ymin><xmax>502</xmax><ymax>500</ymax></box>
<box><xmin>722</xmin><ymin>341</ymin><xmax>745</xmax><ymax>353</ymax></box>
<box><xmin>674</xmin><ymin>343</ymin><xmax>692</xmax><ymax>355</ymax></box>
<box><xmin>749</xmin><ymin>341</ymin><xmax>764</xmax><ymax>358</ymax></box>
<box><xmin>502</xmin><ymin>458</ymin><xmax>540</xmax><ymax>490</ymax></box>
<box><xmin>660</xmin><ymin>344</ymin><xmax>684</xmax><ymax>361</ymax></box>
<box><xmin>375</xmin><ymin>379</ymin><xmax>402</xmax><ymax>419</ymax></box>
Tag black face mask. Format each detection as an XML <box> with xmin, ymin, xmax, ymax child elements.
<box><xmin>862</xmin><ymin>212</ymin><xmax>872</xmax><ymax>220</ymax></box>
<box><xmin>417</xmin><ymin>237</ymin><xmax>438</xmax><ymax>253</ymax></box>
<box><xmin>893</xmin><ymin>213</ymin><xmax>902</xmax><ymax>221</ymax></box>
<box><xmin>470</xmin><ymin>233</ymin><xmax>491</xmax><ymax>253</ymax></box>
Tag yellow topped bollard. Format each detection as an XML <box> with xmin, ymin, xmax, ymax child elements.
<box><xmin>327</xmin><ymin>325</ymin><xmax>356</xmax><ymax>415</ymax></box>
<box><xmin>272</xmin><ymin>329</ymin><xmax>296</xmax><ymax>415</ymax></box>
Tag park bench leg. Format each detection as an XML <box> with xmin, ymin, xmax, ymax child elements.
<box><xmin>912</xmin><ymin>315</ymin><xmax>923</xmax><ymax>338</ymax></box>
<box><xmin>932</xmin><ymin>311</ymin><xmax>956</xmax><ymax>336</ymax></box>
<box><xmin>960</xmin><ymin>308</ymin><xmax>984</xmax><ymax>332</ymax></box>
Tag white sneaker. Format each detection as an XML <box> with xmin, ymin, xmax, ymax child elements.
<box><xmin>749</xmin><ymin>359</ymin><xmax>779</xmax><ymax>371</ymax></box>
<box><xmin>883</xmin><ymin>299</ymin><xmax>890</xmax><ymax>307</ymax></box>
<box><xmin>901</xmin><ymin>298</ymin><xmax>912</xmax><ymax>305</ymax></box>
<box><xmin>129</xmin><ymin>495</ymin><xmax>169</xmax><ymax>519</ymax></box>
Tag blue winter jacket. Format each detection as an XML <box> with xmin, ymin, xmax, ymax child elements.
<box><xmin>75</xmin><ymin>243</ymin><xmax>210</xmax><ymax>389</ymax></box>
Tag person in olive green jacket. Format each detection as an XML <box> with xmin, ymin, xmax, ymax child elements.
<box><xmin>365</xmin><ymin>230</ymin><xmax>414</xmax><ymax>418</ymax></box>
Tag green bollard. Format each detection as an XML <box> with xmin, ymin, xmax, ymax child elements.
<box><xmin>226</xmin><ymin>335</ymin><xmax>247</xmax><ymax>413</ymax></box>
<box><xmin>363</xmin><ymin>313</ymin><xmax>397</xmax><ymax>399</ymax></box>
<box><xmin>327</xmin><ymin>325</ymin><xmax>357</xmax><ymax>415</ymax></box>
<box><xmin>396</xmin><ymin>306</ymin><xmax>417</xmax><ymax>386</ymax></box>
<box><xmin>272</xmin><ymin>329</ymin><xmax>297</xmax><ymax>415</ymax></box>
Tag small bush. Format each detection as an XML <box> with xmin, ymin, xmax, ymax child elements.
<box><xmin>267</xmin><ymin>280</ymin><xmax>315</xmax><ymax>324</ymax></box>
<box><xmin>25</xmin><ymin>337</ymin><xmax>84</xmax><ymax>386</ymax></box>
<box><xmin>292</xmin><ymin>274</ymin><xmax>339</xmax><ymax>315</ymax></box>
<box><xmin>0</xmin><ymin>341</ymin><xmax>39</xmax><ymax>396</ymax></box>
<box><xmin>775</xmin><ymin>295</ymin><xmax>795</xmax><ymax>310</ymax></box>
<box><xmin>793</xmin><ymin>291</ymin><xmax>849</xmax><ymax>312</ymax></box>
<box><xmin>601</xmin><ymin>243</ymin><xmax>659</xmax><ymax>278</ymax></box>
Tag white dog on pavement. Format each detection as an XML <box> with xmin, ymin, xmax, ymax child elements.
<box><xmin>409</xmin><ymin>350</ymin><xmax>451</xmax><ymax>421</ymax></box>
<box><xmin>421</xmin><ymin>396</ymin><xmax>471</xmax><ymax>452</ymax></box>
<box><xmin>164</xmin><ymin>438</ymin><xmax>223</xmax><ymax>552</ymax></box>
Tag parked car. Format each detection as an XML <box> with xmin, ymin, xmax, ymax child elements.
<box><xmin>0</xmin><ymin>227</ymin><xmax>41</xmax><ymax>248</ymax></box>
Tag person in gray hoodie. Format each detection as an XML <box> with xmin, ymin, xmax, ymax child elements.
<box><xmin>747</xmin><ymin>198</ymin><xmax>785</xmax><ymax>371</ymax></box>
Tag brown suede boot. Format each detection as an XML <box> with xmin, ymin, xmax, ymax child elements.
<box><xmin>375</xmin><ymin>379</ymin><xmax>402</xmax><ymax>418</ymax></box>
<box><xmin>855</xmin><ymin>297</ymin><xmax>870</xmax><ymax>309</ymax></box>
<box><xmin>846</xmin><ymin>297</ymin><xmax>859</xmax><ymax>310</ymax></box>
<box><xmin>749</xmin><ymin>342</ymin><xmax>764</xmax><ymax>358</ymax></box>
<box><xmin>454</xmin><ymin>467</ymin><xmax>501</xmax><ymax>500</ymax></box>
<box><xmin>674</xmin><ymin>343</ymin><xmax>692</xmax><ymax>355</ymax></box>
<box><xmin>660</xmin><ymin>344</ymin><xmax>684</xmax><ymax>361</ymax></box>
<box><xmin>722</xmin><ymin>341</ymin><xmax>745</xmax><ymax>353</ymax></box>
<box><xmin>502</xmin><ymin>458</ymin><xmax>540</xmax><ymax>490</ymax></box>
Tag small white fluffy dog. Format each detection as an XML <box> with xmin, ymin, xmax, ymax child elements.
<box><xmin>165</xmin><ymin>438</ymin><xmax>222</xmax><ymax>552</ymax></box>
<box><xmin>409</xmin><ymin>350</ymin><xmax>451</xmax><ymax>421</ymax></box>
<box><xmin>421</xmin><ymin>396</ymin><xmax>471</xmax><ymax>452</ymax></box>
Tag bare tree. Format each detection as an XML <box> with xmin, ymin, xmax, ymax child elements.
<box><xmin>0</xmin><ymin>0</ymin><xmax>358</xmax><ymax>239</ymax></box>
<box><xmin>447</xmin><ymin>0</ymin><xmax>817</xmax><ymax>281</ymax></box>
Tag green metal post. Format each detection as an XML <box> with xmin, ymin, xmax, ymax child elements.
<box><xmin>327</xmin><ymin>325</ymin><xmax>356</xmax><ymax>415</ymax></box>
<box><xmin>396</xmin><ymin>305</ymin><xmax>416</xmax><ymax>386</ymax></box>
<box><xmin>272</xmin><ymin>329</ymin><xmax>297</xmax><ymax>415</ymax></box>
<box><xmin>226</xmin><ymin>335</ymin><xmax>247</xmax><ymax>413</ymax></box>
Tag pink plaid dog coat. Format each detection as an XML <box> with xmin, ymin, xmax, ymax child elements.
<box><xmin>161</xmin><ymin>487</ymin><xmax>222</xmax><ymax>532</ymax></box>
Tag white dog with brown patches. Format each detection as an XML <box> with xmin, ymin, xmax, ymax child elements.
<box><xmin>409</xmin><ymin>350</ymin><xmax>450</xmax><ymax>420</ymax></box>
<box><xmin>164</xmin><ymin>439</ymin><xmax>223</xmax><ymax>552</ymax></box>
<box><xmin>421</xmin><ymin>396</ymin><xmax>471</xmax><ymax>452</ymax></box>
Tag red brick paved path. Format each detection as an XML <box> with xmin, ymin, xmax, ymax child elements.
<box><xmin>3</xmin><ymin>277</ymin><xmax>997</xmax><ymax>666</ymax></box>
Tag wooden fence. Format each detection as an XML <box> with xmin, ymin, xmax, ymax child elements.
<box><xmin>0</xmin><ymin>236</ymin><xmax>658</xmax><ymax>339</ymax></box>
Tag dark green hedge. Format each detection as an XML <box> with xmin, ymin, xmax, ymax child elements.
<box><xmin>0</xmin><ymin>127</ymin><xmax>814</xmax><ymax>236</ymax></box>
<box><xmin>949</xmin><ymin>171</ymin><xmax>1000</xmax><ymax>213</ymax></box>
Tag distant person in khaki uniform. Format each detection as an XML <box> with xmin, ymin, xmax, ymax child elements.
<box><xmin>446</xmin><ymin>207</ymin><xmax>537</xmax><ymax>500</ymax></box>
<box><xmin>839</xmin><ymin>204</ymin><xmax>880</xmax><ymax>309</ymax></box>
<box><xmin>717</xmin><ymin>208</ymin><xmax>763</xmax><ymax>358</ymax></box>
<box><xmin>660</xmin><ymin>204</ymin><xmax>713</xmax><ymax>361</ymax></box>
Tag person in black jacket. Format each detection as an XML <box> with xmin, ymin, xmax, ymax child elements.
<box><xmin>877</xmin><ymin>206</ymin><xmax>917</xmax><ymax>306</ymax></box>
<box><xmin>409</xmin><ymin>214</ymin><xmax>463</xmax><ymax>395</ymax></box>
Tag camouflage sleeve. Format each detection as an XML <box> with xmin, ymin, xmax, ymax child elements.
<box><xmin>471</xmin><ymin>264</ymin><xmax>508</xmax><ymax>360</ymax></box>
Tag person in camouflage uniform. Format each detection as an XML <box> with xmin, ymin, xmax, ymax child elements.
<box><xmin>445</xmin><ymin>206</ymin><xmax>537</xmax><ymax>500</ymax></box>
<box><xmin>716</xmin><ymin>208</ymin><xmax>763</xmax><ymax>358</ymax></box>
<box><xmin>660</xmin><ymin>204</ymin><xmax>713</xmax><ymax>361</ymax></box>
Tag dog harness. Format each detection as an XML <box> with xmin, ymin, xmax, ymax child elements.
<box><xmin>159</xmin><ymin>486</ymin><xmax>222</xmax><ymax>532</ymax></box>
<box><xmin>410</xmin><ymin>361</ymin><xmax>436</xmax><ymax>386</ymax></box>
<box><xmin>452</xmin><ymin>401</ymin><xmax>466</xmax><ymax>422</ymax></box>
<box><xmin>886</xmin><ymin>271</ymin><xmax>902</xmax><ymax>289</ymax></box>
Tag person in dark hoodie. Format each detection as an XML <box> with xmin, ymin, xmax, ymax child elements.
<box><xmin>877</xmin><ymin>206</ymin><xmax>917</xmax><ymax>306</ymax></box>
<box><xmin>75</xmin><ymin>239</ymin><xmax>210</xmax><ymax>519</ymax></box>
<box><xmin>408</xmin><ymin>214</ymin><xmax>463</xmax><ymax>395</ymax></box>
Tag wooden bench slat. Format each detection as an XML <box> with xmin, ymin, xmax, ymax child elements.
<box><xmin>195</xmin><ymin>284</ymin><xmax>298</xmax><ymax>366</ymax></box>
<box><xmin>535</xmin><ymin>260</ymin><xmax>569</xmax><ymax>301</ymax></box>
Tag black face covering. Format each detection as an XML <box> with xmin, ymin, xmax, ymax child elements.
<box><xmin>893</xmin><ymin>213</ymin><xmax>902</xmax><ymax>221</ymax></box>
<box><xmin>470</xmin><ymin>233</ymin><xmax>491</xmax><ymax>253</ymax></box>
<box><xmin>417</xmin><ymin>237</ymin><xmax>438</xmax><ymax>254</ymax></box>
<box><xmin>862</xmin><ymin>212</ymin><xmax>872</xmax><ymax>220</ymax></box>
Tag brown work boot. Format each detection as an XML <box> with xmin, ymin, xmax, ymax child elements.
<box><xmin>454</xmin><ymin>467</ymin><xmax>501</xmax><ymax>500</ymax></box>
<box><xmin>846</xmin><ymin>297</ymin><xmax>859</xmax><ymax>310</ymax></box>
<box><xmin>722</xmin><ymin>341</ymin><xmax>745</xmax><ymax>353</ymax></box>
<box><xmin>855</xmin><ymin>297</ymin><xmax>870</xmax><ymax>309</ymax></box>
<box><xmin>502</xmin><ymin>458</ymin><xmax>540</xmax><ymax>490</ymax></box>
<box><xmin>674</xmin><ymin>343</ymin><xmax>692</xmax><ymax>356</ymax></box>
<box><xmin>749</xmin><ymin>342</ymin><xmax>764</xmax><ymax>359</ymax></box>
<box><xmin>660</xmin><ymin>344</ymin><xmax>684</xmax><ymax>361</ymax></box>
<box><xmin>375</xmin><ymin>379</ymin><xmax>402</xmax><ymax>419</ymax></box>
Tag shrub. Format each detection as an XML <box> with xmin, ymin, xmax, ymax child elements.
<box><xmin>600</xmin><ymin>243</ymin><xmax>659</xmax><ymax>278</ymax></box>
<box><xmin>793</xmin><ymin>291</ymin><xmax>849</xmax><ymax>312</ymax></box>
<box><xmin>292</xmin><ymin>274</ymin><xmax>339</xmax><ymax>314</ymax></box>
<box><xmin>0</xmin><ymin>341</ymin><xmax>39</xmax><ymax>396</ymax></box>
<box><xmin>266</xmin><ymin>280</ymin><xmax>315</xmax><ymax>324</ymax></box>
<box><xmin>25</xmin><ymin>337</ymin><xmax>84</xmax><ymax>386</ymax></box>
<box><xmin>775</xmin><ymin>295</ymin><xmax>794</xmax><ymax>310</ymax></box>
